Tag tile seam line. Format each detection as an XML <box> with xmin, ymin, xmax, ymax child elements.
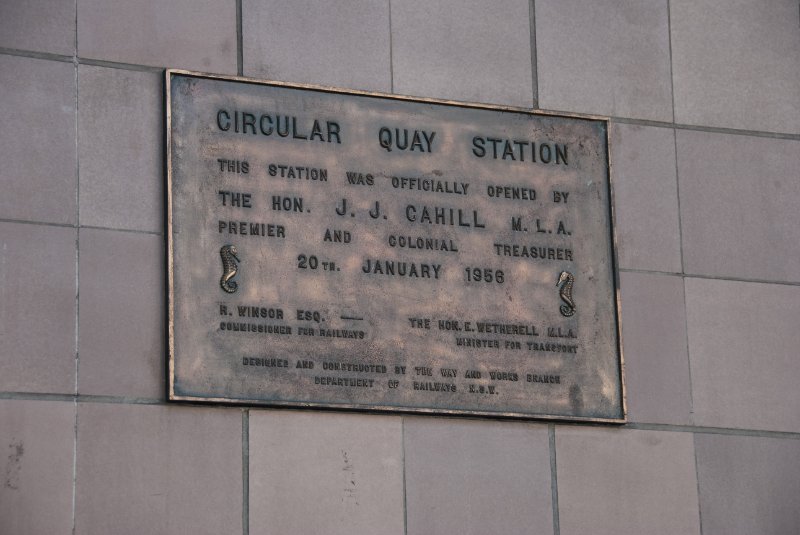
<box><xmin>529</xmin><ymin>0</ymin><xmax>539</xmax><ymax>108</ymax></box>
<box><xmin>620</xmin><ymin>268</ymin><xmax>800</xmax><ymax>288</ymax></box>
<box><xmin>0</xmin><ymin>218</ymin><xmax>75</xmax><ymax>229</ymax></box>
<box><xmin>682</xmin><ymin>276</ymin><xmax>697</xmax><ymax>423</ymax></box>
<box><xmin>0</xmin><ymin>218</ymin><xmax>163</xmax><ymax>236</ymax></box>
<box><xmin>625</xmin><ymin>422</ymin><xmax>800</xmax><ymax>440</ymax></box>
<box><xmin>673</xmin><ymin>117</ymin><xmax>696</xmax><ymax>425</ymax></box>
<box><xmin>0</xmin><ymin>47</ymin><xmax>73</xmax><ymax>62</ymax></box>
<box><xmin>0</xmin><ymin>393</ymin><xmax>166</xmax><ymax>405</ymax></box>
<box><xmin>666</xmin><ymin>0</ymin><xmax>677</xmax><ymax>124</ymax></box>
<box><xmin>73</xmin><ymin>57</ymin><xmax>164</xmax><ymax>73</ymax></box>
<box><xmin>401</xmin><ymin>416</ymin><xmax>408</xmax><ymax>535</ymax></box>
<box><xmin>693</xmin><ymin>433</ymin><xmax>705</xmax><ymax>535</ymax></box>
<box><xmin>1</xmin><ymin>47</ymin><xmax>799</xmax><ymax>139</ymax></box>
<box><xmin>80</xmin><ymin>224</ymin><xmax>163</xmax><ymax>236</ymax></box>
<box><xmin>0</xmin><ymin>49</ymin><xmax>157</xmax><ymax>72</ymax></box>
<box><xmin>72</xmin><ymin>2</ymin><xmax>79</xmax><ymax>532</ymax></box>
<box><xmin>242</xmin><ymin>409</ymin><xmax>249</xmax><ymax>535</ymax></box>
<box><xmin>3</xmin><ymin>392</ymin><xmax>800</xmax><ymax>440</ymax></box>
<box><xmin>236</xmin><ymin>0</ymin><xmax>243</xmax><ymax>76</ymax></box>
<box><xmin>548</xmin><ymin>424</ymin><xmax>560</xmax><ymax>535</ymax></box>
<box><xmin>668</xmin><ymin>6</ymin><xmax>686</xmax><ymax>275</ymax></box>
<box><xmin>388</xmin><ymin>0</ymin><xmax>394</xmax><ymax>93</ymax></box>
<box><xmin>606</xmin><ymin>116</ymin><xmax>800</xmax><ymax>140</ymax></box>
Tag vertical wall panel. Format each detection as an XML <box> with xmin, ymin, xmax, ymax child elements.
<box><xmin>78</xmin><ymin>229</ymin><xmax>165</xmax><ymax>399</ymax></box>
<box><xmin>404</xmin><ymin>418</ymin><xmax>553</xmax><ymax>535</ymax></box>
<box><xmin>249</xmin><ymin>411</ymin><xmax>405</xmax><ymax>535</ymax></box>
<box><xmin>671</xmin><ymin>0</ymin><xmax>800</xmax><ymax>133</ymax></box>
<box><xmin>536</xmin><ymin>0</ymin><xmax>673</xmax><ymax>120</ymax></box>
<box><xmin>78</xmin><ymin>66</ymin><xmax>164</xmax><ymax>233</ymax></box>
<box><xmin>686</xmin><ymin>278</ymin><xmax>800</xmax><ymax>433</ymax></box>
<box><xmin>0</xmin><ymin>400</ymin><xmax>75</xmax><ymax>535</ymax></box>
<box><xmin>77</xmin><ymin>0</ymin><xmax>237</xmax><ymax>73</ymax></box>
<box><xmin>610</xmin><ymin>123</ymin><xmax>681</xmax><ymax>272</ymax></box>
<box><xmin>75</xmin><ymin>404</ymin><xmax>242</xmax><ymax>535</ymax></box>
<box><xmin>678</xmin><ymin>131</ymin><xmax>800</xmax><ymax>282</ymax></box>
<box><xmin>556</xmin><ymin>427</ymin><xmax>700</xmax><ymax>535</ymax></box>
<box><xmin>619</xmin><ymin>272</ymin><xmax>692</xmax><ymax>425</ymax></box>
<box><xmin>0</xmin><ymin>0</ymin><xmax>76</xmax><ymax>56</ymax></box>
<box><xmin>0</xmin><ymin>223</ymin><xmax>77</xmax><ymax>394</ymax></box>
<box><xmin>392</xmin><ymin>0</ymin><xmax>533</xmax><ymax>107</ymax></box>
<box><xmin>242</xmin><ymin>0</ymin><xmax>391</xmax><ymax>92</ymax></box>
<box><xmin>695</xmin><ymin>433</ymin><xmax>800</xmax><ymax>535</ymax></box>
<box><xmin>0</xmin><ymin>56</ymin><xmax>76</xmax><ymax>225</ymax></box>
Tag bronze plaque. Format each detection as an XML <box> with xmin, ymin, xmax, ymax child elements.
<box><xmin>167</xmin><ymin>70</ymin><xmax>624</xmax><ymax>422</ymax></box>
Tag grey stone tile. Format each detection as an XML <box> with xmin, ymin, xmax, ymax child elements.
<box><xmin>78</xmin><ymin>229</ymin><xmax>164</xmax><ymax>399</ymax></box>
<box><xmin>685</xmin><ymin>277</ymin><xmax>800</xmax><ymax>433</ymax></box>
<box><xmin>537</xmin><ymin>0</ymin><xmax>673</xmax><ymax>121</ymax></box>
<box><xmin>0</xmin><ymin>0</ymin><xmax>75</xmax><ymax>55</ymax></box>
<box><xmin>0</xmin><ymin>56</ymin><xmax>76</xmax><ymax>225</ymax></box>
<box><xmin>695</xmin><ymin>433</ymin><xmax>800</xmax><ymax>535</ymax></box>
<box><xmin>77</xmin><ymin>0</ymin><xmax>236</xmax><ymax>73</ymax></box>
<box><xmin>75</xmin><ymin>403</ymin><xmax>242</xmax><ymax>535</ymax></box>
<box><xmin>619</xmin><ymin>272</ymin><xmax>691</xmax><ymax>425</ymax></box>
<box><xmin>391</xmin><ymin>0</ymin><xmax>533</xmax><ymax>107</ymax></box>
<box><xmin>78</xmin><ymin>66</ymin><xmax>163</xmax><ymax>233</ymax></box>
<box><xmin>671</xmin><ymin>0</ymin><xmax>800</xmax><ymax>134</ymax></box>
<box><xmin>0</xmin><ymin>222</ymin><xmax>76</xmax><ymax>394</ymax></box>
<box><xmin>556</xmin><ymin>427</ymin><xmax>700</xmax><ymax>535</ymax></box>
<box><xmin>404</xmin><ymin>418</ymin><xmax>552</xmax><ymax>535</ymax></box>
<box><xmin>249</xmin><ymin>410</ymin><xmax>404</xmax><ymax>535</ymax></box>
<box><xmin>677</xmin><ymin>131</ymin><xmax>800</xmax><ymax>282</ymax></box>
<box><xmin>0</xmin><ymin>399</ymin><xmax>74</xmax><ymax>535</ymax></box>
<box><xmin>242</xmin><ymin>0</ymin><xmax>391</xmax><ymax>92</ymax></box>
<box><xmin>611</xmin><ymin>123</ymin><xmax>681</xmax><ymax>272</ymax></box>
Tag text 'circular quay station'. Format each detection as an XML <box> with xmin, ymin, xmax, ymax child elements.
<box><xmin>1</xmin><ymin>1</ymin><xmax>799</xmax><ymax>534</ymax></box>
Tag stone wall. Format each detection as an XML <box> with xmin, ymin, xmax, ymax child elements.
<box><xmin>1</xmin><ymin>1</ymin><xmax>798</xmax><ymax>534</ymax></box>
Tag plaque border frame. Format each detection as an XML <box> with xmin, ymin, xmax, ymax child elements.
<box><xmin>165</xmin><ymin>68</ymin><xmax>626</xmax><ymax>424</ymax></box>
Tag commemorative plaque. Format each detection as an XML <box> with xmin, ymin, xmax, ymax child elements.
<box><xmin>167</xmin><ymin>70</ymin><xmax>624</xmax><ymax>421</ymax></box>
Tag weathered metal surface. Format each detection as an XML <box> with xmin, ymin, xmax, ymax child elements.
<box><xmin>167</xmin><ymin>70</ymin><xmax>625</xmax><ymax>422</ymax></box>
